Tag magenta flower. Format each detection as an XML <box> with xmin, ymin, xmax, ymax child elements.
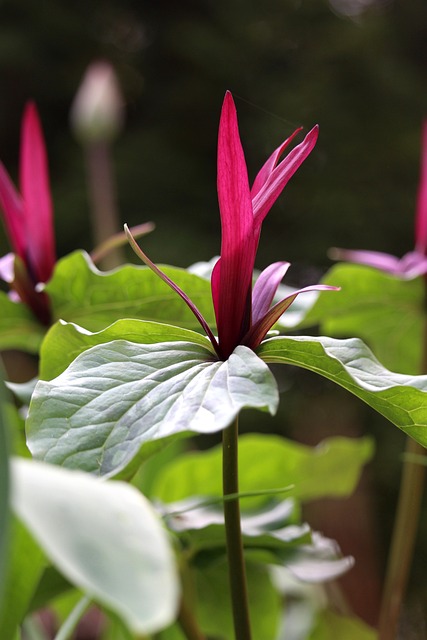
<box><xmin>330</xmin><ymin>121</ymin><xmax>427</xmax><ymax>279</ymax></box>
<box><xmin>127</xmin><ymin>91</ymin><xmax>335</xmax><ymax>360</ymax></box>
<box><xmin>0</xmin><ymin>102</ymin><xmax>56</xmax><ymax>324</ymax></box>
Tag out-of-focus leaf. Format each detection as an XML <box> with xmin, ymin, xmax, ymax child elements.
<box><xmin>27</xmin><ymin>341</ymin><xmax>278</xmax><ymax>477</ymax></box>
<box><xmin>195</xmin><ymin>560</ymin><xmax>281</xmax><ymax>640</ymax></box>
<box><xmin>307</xmin><ymin>609</ymin><xmax>377</xmax><ymax>639</ymax></box>
<box><xmin>258</xmin><ymin>335</ymin><xmax>427</xmax><ymax>447</ymax></box>
<box><xmin>0</xmin><ymin>517</ymin><xmax>46</xmax><ymax>640</ymax></box>
<box><xmin>11</xmin><ymin>458</ymin><xmax>180</xmax><ymax>634</ymax></box>
<box><xmin>299</xmin><ymin>263</ymin><xmax>424</xmax><ymax>374</ymax></box>
<box><xmin>45</xmin><ymin>250</ymin><xmax>215</xmax><ymax>332</ymax></box>
<box><xmin>0</xmin><ymin>365</ymin><xmax>9</xmax><ymax>603</ymax></box>
<box><xmin>152</xmin><ymin>434</ymin><xmax>373</xmax><ymax>506</ymax></box>
<box><xmin>0</xmin><ymin>291</ymin><xmax>44</xmax><ymax>353</ymax></box>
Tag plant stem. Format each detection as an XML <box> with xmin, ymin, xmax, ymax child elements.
<box><xmin>177</xmin><ymin>598</ymin><xmax>206</xmax><ymax>640</ymax></box>
<box><xmin>53</xmin><ymin>595</ymin><xmax>91</xmax><ymax>640</ymax></box>
<box><xmin>86</xmin><ymin>141</ymin><xmax>124</xmax><ymax>270</ymax></box>
<box><xmin>222</xmin><ymin>417</ymin><xmax>252</xmax><ymax>640</ymax></box>
<box><xmin>378</xmin><ymin>288</ymin><xmax>427</xmax><ymax>639</ymax></box>
<box><xmin>378</xmin><ymin>438</ymin><xmax>425</xmax><ymax>639</ymax></box>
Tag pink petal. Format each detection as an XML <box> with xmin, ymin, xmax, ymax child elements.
<box><xmin>0</xmin><ymin>252</ymin><xmax>16</xmax><ymax>283</ymax></box>
<box><xmin>0</xmin><ymin>161</ymin><xmax>26</xmax><ymax>258</ymax></box>
<box><xmin>251</xmin><ymin>128</ymin><xmax>302</xmax><ymax>199</ymax></box>
<box><xmin>214</xmin><ymin>91</ymin><xmax>257</xmax><ymax>358</ymax></box>
<box><xmin>251</xmin><ymin>127</ymin><xmax>302</xmax><ymax>199</ymax></box>
<box><xmin>252</xmin><ymin>125</ymin><xmax>319</xmax><ymax>230</ymax></box>
<box><xmin>252</xmin><ymin>261</ymin><xmax>290</xmax><ymax>324</ymax></box>
<box><xmin>243</xmin><ymin>284</ymin><xmax>338</xmax><ymax>351</ymax></box>
<box><xmin>329</xmin><ymin>247</ymin><xmax>403</xmax><ymax>274</ymax></box>
<box><xmin>415</xmin><ymin>121</ymin><xmax>427</xmax><ymax>255</ymax></box>
<box><xmin>20</xmin><ymin>102</ymin><xmax>56</xmax><ymax>283</ymax></box>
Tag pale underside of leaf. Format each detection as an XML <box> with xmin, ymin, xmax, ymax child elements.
<box><xmin>27</xmin><ymin>342</ymin><xmax>279</xmax><ymax>476</ymax></box>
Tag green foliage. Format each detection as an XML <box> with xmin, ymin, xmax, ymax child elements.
<box><xmin>258</xmin><ymin>335</ymin><xmax>427</xmax><ymax>446</ymax></box>
<box><xmin>152</xmin><ymin>433</ymin><xmax>374</xmax><ymax>505</ymax></box>
<box><xmin>27</xmin><ymin>339</ymin><xmax>278</xmax><ymax>476</ymax></box>
<box><xmin>11</xmin><ymin>457</ymin><xmax>179</xmax><ymax>634</ymax></box>
<box><xmin>0</xmin><ymin>517</ymin><xmax>46</xmax><ymax>640</ymax></box>
<box><xmin>0</xmin><ymin>366</ymin><xmax>9</xmax><ymax>604</ymax></box>
<box><xmin>307</xmin><ymin>609</ymin><xmax>377</xmax><ymax>640</ymax></box>
<box><xmin>300</xmin><ymin>263</ymin><xmax>425</xmax><ymax>374</ymax></box>
<box><xmin>46</xmin><ymin>250</ymin><xmax>215</xmax><ymax>332</ymax></box>
<box><xmin>0</xmin><ymin>291</ymin><xmax>44</xmax><ymax>354</ymax></box>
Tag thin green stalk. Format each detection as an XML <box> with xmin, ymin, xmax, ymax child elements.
<box><xmin>53</xmin><ymin>595</ymin><xmax>91</xmax><ymax>640</ymax></box>
<box><xmin>378</xmin><ymin>287</ymin><xmax>427</xmax><ymax>639</ymax></box>
<box><xmin>222</xmin><ymin>417</ymin><xmax>252</xmax><ymax>640</ymax></box>
<box><xmin>177</xmin><ymin>598</ymin><xmax>206</xmax><ymax>640</ymax></box>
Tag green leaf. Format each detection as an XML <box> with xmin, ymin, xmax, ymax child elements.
<box><xmin>258</xmin><ymin>335</ymin><xmax>427</xmax><ymax>447</ymax></box>
<box><xmin>11</xmin><ymin>457</ymin><xmax>180</xmax><ymax>634</ymax></box>
<box><xmin>152</xmin><ymin>433</ymin><xmax>373</xmax><ymax>506</ymax></box>
<box><xmin>0</xmin><ymin>366</ymin><xmax>10</xmax><ymax>604</ymax></box>
<box><xmin>195</xmin><ymin>561</ymin><xmax>281</xmax><ymax>640</ymax></box>
<box><xmin>0</xmin><ymin>291</ymin><xmax>44</xmax><ymax>354</ymax></box>
<box><xmin>27</xmin><ymin>340</ymin><xmax>278</xmax><ymax>476</ymax></box>
<box><xmin>0</xmin><ymin>516</ymin><xmax>46</xmax><ymax>640</ymax></box>
<box><xmin>300</xmin><ymin>263</ymin><xmax>424</xmax><ymax>374</ymax></box>
<box><xmin>39</xmin><ymin>318</ymin><xmax>214</xmax><ymax>381</ymax></box>
<box><xmin>45</xmin><ymin>251</ymin><xmax>215</xmax><ymax>332</ymax></box>
<box><xmin>307</xmin><ymin>609</ymin><xmax>377</xmax><ymax>640</ymax></box>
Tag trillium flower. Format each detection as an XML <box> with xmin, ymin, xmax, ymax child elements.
<box><xmin>127</xmin><ymin>91</ymin><xmax>336</xmax><ymax>360</ymax></box>
<box><xmin>330</xmin><ymin>121</ymin><xmax>427</xmax><ymax>279</ymax></box>
<box><xmin>0</xmin><ymin>102</ymin><xmax>56</xmax><ymax>323</ymax></box>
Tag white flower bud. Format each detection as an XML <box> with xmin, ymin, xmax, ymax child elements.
<box><xmin>70</xmin><ymin>61</ymin><xmax>124</xmax><ymax>143</ymax></box>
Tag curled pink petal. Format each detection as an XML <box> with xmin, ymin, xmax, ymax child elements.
<box><xmin>252</xmin><ymin>261</ymin><xmax>290</xmax><ymax>324</ymax></box>
<box><xmin>329</xmin><ymin>247</ymin><xmax>403</xmax><ymax>274</ymax></box>
<box><xmin>20</xmin><ymin>102</ymin><xmax>56</xmax><ymax>283</ymax></box>
<box><xmin>243</xmin><ymin>284</ymin><xmax>339</xmax><ymax>351</ymax></box>
<box><xmin>251</xmin><ymin>128</ymin><xmax>302</xmax><ymax>199</ymax></box>
<box><xmin>252</xmin><ymin>125</ymin><xmax>319</xmax><ymax>230</ymax></box>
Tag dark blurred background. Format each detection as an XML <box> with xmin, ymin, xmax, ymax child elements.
<box><xmin>1</xmin><ymin>0</ymin><xmax>427</xmax><ymax>631</ymax></box>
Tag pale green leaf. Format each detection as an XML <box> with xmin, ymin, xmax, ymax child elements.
<box><xmin>258</xmin><ymin>335</ymin><xmax>427</xmax><ymax>447</ymax></box>
<box><xmin>27</xmin><ymin>342</ymin><xmax>278</xmax><ymax>476</ymax></box>
<box><xmin>39</xmin><ymin>318</ymin><xmax>214</xmax><ymax>381</ymax></box>
<box><xmin>308</xmin><ymin>609</ymin><xmax>377</xmax><ymax>640</ymax></box>
<box><xmin>11</xmin><ymin>458</ymin><xmax>179</xmax><ymax>634</ymax></box>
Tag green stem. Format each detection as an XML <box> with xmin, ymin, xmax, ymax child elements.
<box><xmin>177</xmin><ymin>598</ymin><xmax>206</xmax><ymax>640</ymax></box>
<box><xmin>378</xmin><ymin>286</ymin><xmax>427</xmax><ymax>639</ymax></box>
<box><xmin>378</xmin><ymin>438</ymin><xmax>425</xmax><ymax>639</ymax></box>
<box><xmin>222</xmin><ymin>417</ymin><xmax>252</xmax><ymax>640</ymax></box>
<box><xmin>53</xmin><ymin>595</ymin><xmax>91</xmax><ymax>640</ymax></box>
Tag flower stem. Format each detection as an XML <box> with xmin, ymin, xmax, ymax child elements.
<box><xmin>222</xmin><ymin>417</ymin><xmax>252</xmax><ymax>640</ymax></box>
<box><xmin>177</xmin><ymin>598</ymin><xmax>206</xmax><ymax>640</ymax></box>
<box><xmin>378</xmin><ymin>438</ymin><xmax>425</xmax><ymax>639</ymax></box>
<box><xmin>378</xmin><ymin>288</ymin><xmax>427</xmax><ymax>639</ymax></box>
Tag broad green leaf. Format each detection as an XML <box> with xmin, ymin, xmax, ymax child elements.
<box><xmin>0</xmin><ymin>366</ymin><xmax>9</xmax><ymax>604</ymax></box>
<box><xmin>300</xmin><ymin>263</ymin><xmax>424</xmax><ymax>374</ymax></box>
<box><xmin>0</xmin><ymin>291</ymin><xmax>44</xmax><ymax>354</ymax></box>
<box><xmin>307</xmin><ymin>609</ymin><xmax>377</xmax><ymax>640</ymax></box>
<box><xmin>27</xmin><ymin>342</ymin><xmax>278</xmax><ymax>476</ymax></box>
<box><xmin>45</xmin><ymin>250</ymin><xmax>215</xmax><ymax>332</ymax></box>
<box><xmin>0</xmin><ymin>516</ymin><xmax>46</xmax><ymax>640</ymax></box>
<box><xmin>11</xmin><ymin>458</ymin><xmax>179</xmax><ymax>634</ymax></box>
<box><xmin>152</xmin><ymin>434</ymin><xmax>373</xmax><ymax>506</ymax></box>
<box><xmin>39</xmin><ymin>318</ymin><xmax>214</xmax><ymax>381</ymax></box>
<box><xmin>258</xmin><ymin>335</ymin><xmax>427</xmax><ymax>447</ymax></box>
